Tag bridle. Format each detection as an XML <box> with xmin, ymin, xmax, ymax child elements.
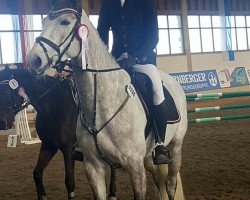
<box><xmin>0</xmin><ymin>77</ymin><xmax>61</xmax><ymax>116</ymax></box>
<box><xmin>35</xmin><ymin>8</ymin><xmax>81</xmax><ymax>72</ymax></box>
<box><xmin>0</xmin><ymin>80</ymin><xmax>20</xmax><ymax>116</ymax></box>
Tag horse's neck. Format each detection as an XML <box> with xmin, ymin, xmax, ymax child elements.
<box><xmin>75</xmin><ymin>13</ymin><xmax>131</xmax><ymax>91</ymax></box>
<box><xmin>12</xmin><ymin>69</ymin><xmax>36</xmax><ymax>95</ymax></box>
<box><xmin>12</xmin><ymin>69</ymin><xmax>56</xmax><ymax>112</ymax></box>
<box><xmin>72</xmin><ymin>14</ymin><xmax>133</xmax><ymax>125</ymax></box>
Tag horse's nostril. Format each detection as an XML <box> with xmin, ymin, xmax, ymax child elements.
<box><xmin>33</xmin><ymin>56</ymin><xmax>42</xmax><ymax>68</ymax></box>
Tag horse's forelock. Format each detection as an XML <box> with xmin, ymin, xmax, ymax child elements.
<box><xmin>50</xmin><ymin>0</ymin><xmax>81</xmax><ymax>13</ymax></box>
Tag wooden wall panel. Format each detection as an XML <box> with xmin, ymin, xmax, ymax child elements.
<box><xmin>155</xmin><ymin>0</ymin><xmax>182</xmax><ymax>14</ymax></box>
<box><xmin>31</xmin><ymin>0</ymin><xmax>50</xmax><ymax>14</ymax></box>
<box><xmin>187</xmin><ymin>0</ymin><xmax>219</xmax><ymax>14</ymax></box>
<box><xmin>91</xmin><ymin>0</ymin><xmax>182</xmax><ymax>15</ymax></box>
<box><xmin>0</xmin><ymin>0</ymin><xmax>18</xmax><ymax>14</ymax></box>
<box><xmin>229</xmin><ymin>0</ymin><xmax>250</xmax><ymax>14</ymax></box>
<box><xmin>0</xmin><ymin>0</ymin><xmax>250</xmax><ymax>15</ymax></box>
<box><xmin>89</xmin><ymin>0</ymin><xmax>100</xmax><ymax>14</ymax></box>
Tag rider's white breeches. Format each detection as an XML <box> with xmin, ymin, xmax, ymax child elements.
<box><xmin>133</xmin><ymin>64</ymin><xmax>165</xmax><ymax>105</ymax></box>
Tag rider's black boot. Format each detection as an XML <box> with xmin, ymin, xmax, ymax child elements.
<box><xmin>152</xmin><ymin>99</ymin><xmax>172</xmax><ymax>165</ymax></box>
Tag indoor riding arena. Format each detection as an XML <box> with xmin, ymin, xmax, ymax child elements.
<box><xmin>0</xmin><ymin>0</ymin><xmax>250</xmax><ymax>200</ymax></box>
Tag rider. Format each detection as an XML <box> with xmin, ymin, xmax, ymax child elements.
<box><xmin>97</xmin><ymin>0</ymin><xmax>172</xmax><ymax>165</ymax></box>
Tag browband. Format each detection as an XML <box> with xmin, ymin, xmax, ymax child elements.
<box><xmin>48</xmin><ymin>8</ymin><xmax>81</xmax><ymax>20</ymax></box>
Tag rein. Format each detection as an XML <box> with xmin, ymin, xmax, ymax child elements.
<box><xmin>0</xmin><ymin>80</ymin><xmax>20</xmax><ymax>115</ymax></box>
<box><xmin>23</xmin><ymin>80</ymin><xmax>61</xmax><ymax>114</ymax></box>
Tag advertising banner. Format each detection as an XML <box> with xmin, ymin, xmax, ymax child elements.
<box><xmin>170</xmin><ymin>70</ymin><xmax>220</xmax><ymax>93</ymax></box>
<box><xmin>217</xmin><ymin>67</ymin><xmax>249</xmax><ymax>88</ymax></box>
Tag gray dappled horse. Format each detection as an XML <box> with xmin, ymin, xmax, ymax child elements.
<box><xmin>26</xmin><ymin>3</ymin><xmax>188</xmax><ymax>200</ymax></box>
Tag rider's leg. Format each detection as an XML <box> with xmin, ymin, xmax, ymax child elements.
<box><xmin>133</xmin><ymin>64</ymin><xmax>171</xmax><ymax>165</ymax></box>
<box><xmin>133</xmin><ymin>64</ymin><xmax>164</xmax><ymax>105</ymax></box>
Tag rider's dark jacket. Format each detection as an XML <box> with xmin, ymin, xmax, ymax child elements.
<box><xmin>97</xmin><ymin>0</ymin><xmax>159</xmax><ymax>65</ymax></box>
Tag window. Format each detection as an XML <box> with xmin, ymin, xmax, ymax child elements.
<box><xmin>89</xmin><ymin>15</ymin><xmax>99</xmax><ymax>28</ymax></box>
<box><xmin>0</xmin><ymin>15</ymin><xmax>22</xmax><ymax>64</ymax></box>
<box><xmin>188</xmin><ymin>15</ymin><xmax>214</xmax><ymax>53</ymax></box>
<box><xmin>24</xmin><ymin>15</ymin><xmax>45</xmax><ymax>44</ymax></box>
<box><xmin>157</xmin><ymin>15</ymin><xmax>184</xmax><ymax>55</ymax></box>
<box><xmin>188</xmin><ymin>15</ymin><xmax>250</xmax><ymax>53</ymax></box>
<box><xmin>90</xmin><ymin>15</ymin><xmax>184</xmax><ymax>55</ymax></box>
<box><xmin>0</xmin><ymin>14</ymin><xmax>45</xmax><ymax>64</ymax></box>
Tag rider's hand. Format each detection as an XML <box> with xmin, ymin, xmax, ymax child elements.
<box><xmin>117</xmin><ymin>55</ymin><xmax>135</xmax><ymax>69</ymax></box>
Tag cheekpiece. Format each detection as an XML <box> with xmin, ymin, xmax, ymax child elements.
<box><xmin>48</xmin><ymin>9</ymin><xmax>81</xmax><ymax>20</ymax></box>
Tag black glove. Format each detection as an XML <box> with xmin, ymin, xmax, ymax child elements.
<box><xmin>117</xmin><ymin>56</ymin><xmax>135</xmax><ymax>69</ymax></box>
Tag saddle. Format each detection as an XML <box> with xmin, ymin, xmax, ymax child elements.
<box><xmin>131</xmin><ymin>72</ymin><xmax>180</xmax><ymax>138</ymax></box>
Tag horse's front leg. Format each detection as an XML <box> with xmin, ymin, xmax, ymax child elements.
<box><xmin>127</xmin><ymin>158</ymin><xmax>147</xmax><ymax>200</ymax></box>
<box><xmin>61</xmin><ymin>146</ymin><xmax>76</xmax><ymax>199</ymax></box>
<box><xmin>33</xmin><ymin>143</ymin><xmax>58</xmax><ymax>200</ymax></box>
<box><xmin>85</xmin><ymin>161</ymin><xmax>107</xmax><ymax>200</ymax></box>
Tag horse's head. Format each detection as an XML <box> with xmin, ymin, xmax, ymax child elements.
<box><xmin>27</xmin><ymin>0</ymin><xmax>118</xmax><ymax>76</ymax></box>
<box><xmin>26</xmin><ymin>0</ymin><xmax>82</xmax><ymax>75</ymax></box>
<box><xmin>0</xmin><ymin>66</ymin><xmax>24</xmax><ymax>130</ymax></box>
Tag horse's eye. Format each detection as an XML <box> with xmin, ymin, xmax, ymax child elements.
<box><xmin>60</xmin><ymin>20</ymin><xmax>70</xmax><ymax>25</ymax></box>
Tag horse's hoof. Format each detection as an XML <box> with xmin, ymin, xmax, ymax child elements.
<box><xmin>68</xmin><ymin>191</ymin><xmax>76</xmax><ymax>199</ymax></box>
<box><xmin>108</xmin><ymin>197</ymin><xmax>117</xmax><ymax>200</ymax></box>
<box><xmin>38</xmin><ymin>196</ymin><xmax>47</xmax><ymax>200</ymax></box>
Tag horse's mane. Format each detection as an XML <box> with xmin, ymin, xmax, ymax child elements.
<box><xmin>80</xmin><ymin>11</ymin><xmax>119</xmax><ymax>69</ymax></box>
<box><xmin>73</xmin><ymin>11</ymin><xmax>130</xmax><ymax>92</ymax></box>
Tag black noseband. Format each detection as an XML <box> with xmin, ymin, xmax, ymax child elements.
<box><xmin>36</xmin><ymin>37</ymin><xmax>61</xmax><ymax>55</ymax></box>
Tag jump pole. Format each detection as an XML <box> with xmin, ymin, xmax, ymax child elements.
<box><xmin>187</xmin><ymin>95</ymin><xmax>250</xmax><ymax>102</ymax></box>
<box><xmin>186</xmin><ymin>91</ymin><xmax>250</xmax><ymax>99</ymax></box>
<box><xmin>187</xmin><ymin>96</ymin><xmax>220</xmax><ymax>102</ymax></box>
<box><xmin>187</xmin><ymin>103</ymin><xmax>250</xmax><ymax>113</ymax></box>
<box><xmin>188</xmin><ymin>114</ymin><xmax>250</xmax><ymax>123</ymax></box>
